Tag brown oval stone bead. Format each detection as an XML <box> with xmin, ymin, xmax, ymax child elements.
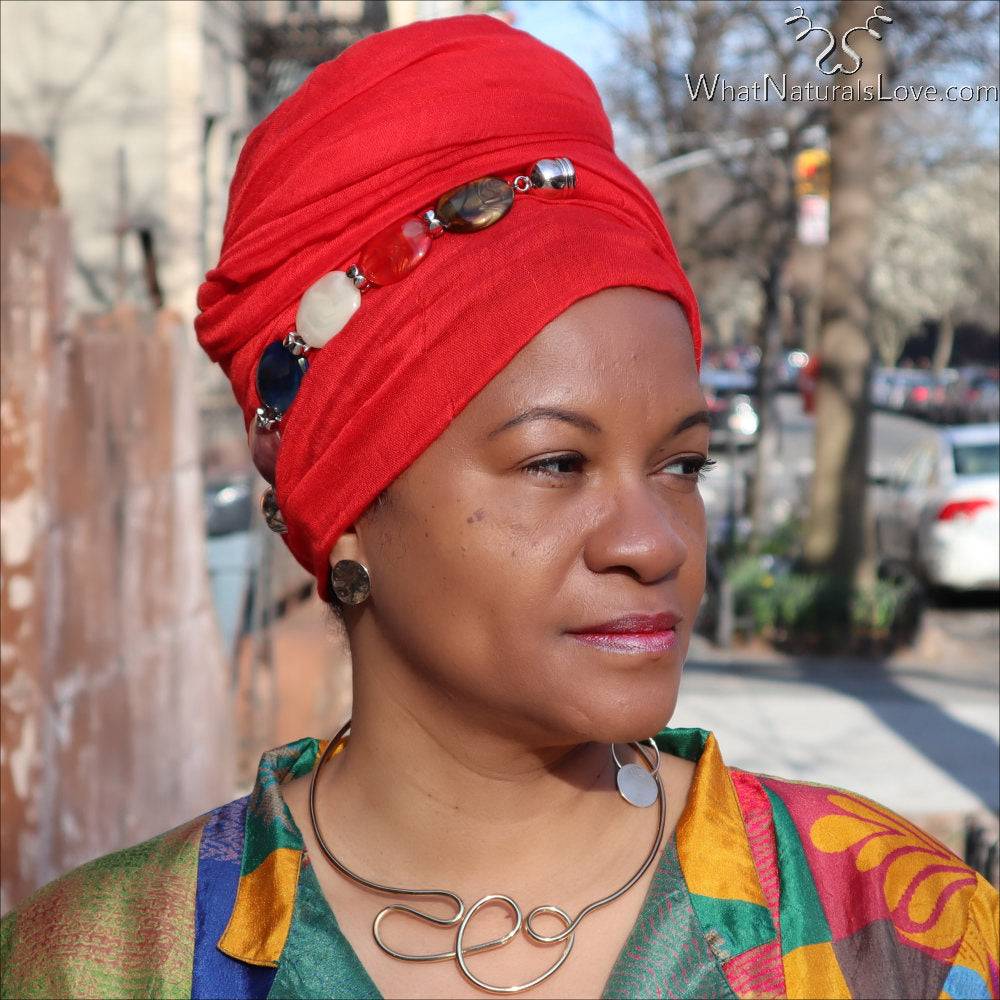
<box><xmin>435</xmin><ymin>176</ymin><xmax>514</xmax><ymax>233</ymax></box>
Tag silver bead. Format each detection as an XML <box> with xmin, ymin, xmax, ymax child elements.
<box><xmin>283</xmin><ymin>331</ymin><xmax>310</xmax><ymax>357</ymax></box>
<box><xmin>528</xmin><ymin>157</ymin><xmax>576</xmax><ymax>194</ymax></box>
<box><xmin>346</xmin><ymin>264</ymin><xmax>367</xmax><ymax>289</ymax></box>
<box><xmin>261</xmin><ymin>488</ymin><xmax>287</xmax><ymax>534</ymax></box>
<box><xmin>254</xmin><ymin>406</ymin><xmax>282</xmax><ymax>431</ymax></box>
<box><xmin>421</xmin><ymin>209</ymin><xmax>444</xmax><ymax>237</ymax></box>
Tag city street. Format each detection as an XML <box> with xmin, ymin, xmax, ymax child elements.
<box><xmin>702</xmin><ymin>390</ymin><xmax>1000</xmax><ymax>655</ymax></box>
<box><xmin>691</xmin><ymin>391</ymin><xmax>998</xmax><ymax>843</ymax></box>
<box><xmin>702</xmin><ymin>391</ymin><xmax>940</xmax><ymax>525</ymax></box>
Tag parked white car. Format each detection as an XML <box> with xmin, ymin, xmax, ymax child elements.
<box><xmin>874</xmin><ymin>424</ymin><xmax>1000</xmax><ymax>592</ymax></box>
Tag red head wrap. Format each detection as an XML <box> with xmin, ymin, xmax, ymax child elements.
<box><xmin>196</xmin><ymin>14</ymin><xmax>702</xmax><ymax>600</ymax></box>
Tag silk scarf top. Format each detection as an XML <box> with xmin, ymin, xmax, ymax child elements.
<box><xmin>2</xmin><ymin>727</ymin><xmax>997</xmax><ymax>999</ymax></box>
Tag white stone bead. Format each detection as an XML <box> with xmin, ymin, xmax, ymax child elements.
<box><xmin>295</xmin><ymin>271</ymin><xmax>361</xmax><ymax>349</ymax></box>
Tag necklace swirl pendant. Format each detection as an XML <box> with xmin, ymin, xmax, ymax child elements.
<box><xmin>612</xmin><ymin>740</ymin><xmax>660</xmax><ymax>808</ymax></box>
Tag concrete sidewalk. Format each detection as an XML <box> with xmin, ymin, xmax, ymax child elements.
<box><xmin>675</xmin><ymin>632</ymin><xmax>999</xmax><ymax>848</ymax></box>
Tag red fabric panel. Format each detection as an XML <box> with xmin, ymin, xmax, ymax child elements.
<box><xmin>195</xmin><ymin>14</ymin><xmax>702</xmax><ymax>597</ymax></box>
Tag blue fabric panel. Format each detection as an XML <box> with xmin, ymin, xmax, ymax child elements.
<box><xmin>192</xmin><ymin>796</ymin><xmax>278</xmax><ymax>999</ymax></box>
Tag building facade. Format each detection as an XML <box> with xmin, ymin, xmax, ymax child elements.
<box><xmin>1</xmin><ymin>0</ymin><xmax>487</xmax><ymax>470</ymax></box>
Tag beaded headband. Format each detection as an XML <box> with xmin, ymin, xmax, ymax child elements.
<box><xmin>251</xmin><ymin>157</ymin><xmax>576</xmax><ymax>534</ymax></box>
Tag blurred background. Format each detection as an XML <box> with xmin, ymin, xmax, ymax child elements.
<box><xmin>1</xmin><ymin>0</ymin><xmax>997</xmax><ymax>912</ymax></box>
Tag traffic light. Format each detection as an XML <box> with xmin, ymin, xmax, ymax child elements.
<box><xmin>795</xmin><ymin>149</ymin><xmax>830</xmax><ymax>199</ymax></box>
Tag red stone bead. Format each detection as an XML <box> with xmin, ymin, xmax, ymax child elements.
<box><xmin>249</xmin><ymin>419</ymin><xmax>281</xmax><ymax>484</ymax></box>
<box><xmin>358</xmin><ymin>217</ymin><xmax>431</xmax><ymax>286</ymax></box>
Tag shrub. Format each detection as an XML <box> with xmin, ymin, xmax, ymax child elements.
<box><xmin>725</xmin><ymin>552</ymin><xmax>920</xmax><ymax>655</ymax></box>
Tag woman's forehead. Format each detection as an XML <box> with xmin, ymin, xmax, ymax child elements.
<box><xmin>472</xmin><ymin>288</ymin><xmax>699</xmax><ymax>419</ymax></box>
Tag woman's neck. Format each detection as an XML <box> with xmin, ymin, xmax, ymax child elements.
<box><xmin>301</xmin><ymin>675</ymin><xmax>662</xmax><ymax>902</ymax></box>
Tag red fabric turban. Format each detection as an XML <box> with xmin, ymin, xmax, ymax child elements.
<box><xmin>196</xmin><ymin>13</ymin><xmax>702</xmax><ymax>600</ymax></box>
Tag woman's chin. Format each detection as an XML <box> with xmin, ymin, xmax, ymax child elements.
<box><xmin>557</xmin><ymin>684</ymin><xmax>680</xmax><ymax>746</ymax></box>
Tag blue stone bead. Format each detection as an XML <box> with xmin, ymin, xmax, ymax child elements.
<box><xmin>256</xmin><ymin>341</ymin><xmax>308</xmax><ymax>414</ymax></box>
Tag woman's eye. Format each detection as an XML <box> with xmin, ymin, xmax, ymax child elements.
<box><xmin>664</xmin><ymin>456</ymin><xmax>718</xmax><ymax>481</ymax></box>
<box><xmin>523</xmin><ymin>454</ymin><xmax>584</xmax><ymax>478</ymax></box>
<box><xmin>522</xmin><ymin>454</ymin><xmax>717</xmax><ymax>481</ymax></box>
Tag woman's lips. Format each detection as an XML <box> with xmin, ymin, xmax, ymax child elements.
<box><xmin>565</xmin><ymin>611</ymin><xmax>681</xmax><ymax>653</ymax></box>
<box><xmin>568</xmin><ymin>629</ymin><xmax>678</xmax><ymax>654</ymax></box>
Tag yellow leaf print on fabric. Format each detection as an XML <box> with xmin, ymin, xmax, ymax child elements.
<box><xmin>811</xmin><ymin>793</ymin><xmax>977</xmax><ymax>954</ymax></box>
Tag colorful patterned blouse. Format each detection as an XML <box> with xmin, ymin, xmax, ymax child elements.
<box><xmin>1</xmin><ymin>727</ymin><xmax>997</xmax><ymax>999</ymax></box>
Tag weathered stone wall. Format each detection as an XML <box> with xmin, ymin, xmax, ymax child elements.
<box><xmin>0</xmin><ymin>198</ymin><xmax>234</xmax><ymax>913</ymax></box>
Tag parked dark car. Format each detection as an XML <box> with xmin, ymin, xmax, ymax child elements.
<box><xmin>776</xmin><ymin>349</ymin><xmax>809</xmax><ymax>392</ymax></box>
<box><xmin>204</xmin><ymin>475</ymin><xmax>255</xmax><ymax>537</ymax></box>
<box><xmin>700</xmin><ymin>367</ymin><xmax>758</xmax><ymax>449</ymax></box>
<box><xmin>946</xmin><ymin>369</ymin><xmax>1000</xmax><ymax>424</ymax></box>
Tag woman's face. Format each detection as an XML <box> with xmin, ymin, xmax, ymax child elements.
<box><xmin>349</xmin><ymin>286</ymin><xmax>709</xmax><ymax>746</ymax></box>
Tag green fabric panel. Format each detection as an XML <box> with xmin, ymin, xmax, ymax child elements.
<box><xmin>687</xmin><ymin>893</ymin><xmax>776</xmax><ymax>960</ymax></box>
<box><xmin>0</xmin><ymin>908</ymin><xmax>16</xmax><ymax>999</ymax></box>
<box><xmin>603</xmin><ymin>837</ymin><xmax>736</xmax><ymax>999</ymax></box>
<box><xmin>763</xmin><ymin>785</ymin><xmax>833</xmax><ymax>954</ymax></box>
<box><xmin>267</xmin><ymin>857</ymin><xmax>382</xmax><ymax>999</ymax></box>
<box><xmin>268</xmin><ymin>831</ymin><xmax>733</xmax><ymax>999</ymax></box>
<box><xmin>653</xmin><ymin>726</ymin><xmax>710</xmax><ymax>762</ymax></box>
<box><xmin>243</xmin><ymin>738</ymin><xmax>320</xmax><ymax>874</ymax></box>
<box><xmin>0</xmin><ymin>819</ymin><xmax>202</xmax><ymax>999</ymax></box>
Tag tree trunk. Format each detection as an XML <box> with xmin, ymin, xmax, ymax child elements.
<box><xmin>750</xmin><ymin>255</ymin><xmax>786</xmax><ymax>543</ymax></box>
<box><xmin>932</xmin><ymin>313</ymin><xmax>955</xmax><ymax>373</ymax></box>
<box><xmin>802</xmin><ymin>0</ymin><xmax>886</xmax><ymax>595</ymax></box>
<box><xmin>803</xmin><ymin>292</ymin><xmax>822</xmax><ymax>357</ymax></box>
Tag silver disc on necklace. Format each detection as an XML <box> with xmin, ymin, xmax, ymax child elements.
<box><xmin>616</xmin><ymin>762</ymin><xmax>658</xmax><ymax>808</ymax></box>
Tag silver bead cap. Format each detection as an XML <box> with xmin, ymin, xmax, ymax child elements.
<box><xmin>254</xmin><ymin>406</ymin><xmax>282</xmax><ymax>431</ymax></box>
<box><xmin>421</xmin><ymin>209</ymin><xmax>445</xmax><ymax>237</ymax></box>
<box><xmin>346</xmin><ymin>265</ymin><xmax>368</xmax><ymax>289</ymax></box>
<box><xmin>529</xmin><ymin>157</ymin><xmax>576</xmax><ymax>193</ymax></box>
<box><xmin>282</xmin><ymin>331</ymin><xmax>310</xmax><ymax>357</ymax></box>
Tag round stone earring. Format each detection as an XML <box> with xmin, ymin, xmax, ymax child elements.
<box><xmin>329</xmin><ymin>559</ymin><xmax>372</xmax><ymax>606</ymax></box>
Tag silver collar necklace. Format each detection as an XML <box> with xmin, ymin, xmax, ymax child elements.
<box><xmin>307</xmin><ymin>719</ymin><xmax>666</xmax><ymax>994</ymax></box>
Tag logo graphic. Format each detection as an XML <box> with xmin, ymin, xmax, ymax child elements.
<box><xmin>785</xmin><ymin>4</ymin><xmax>893</xmax><ymax>76</ymax></box>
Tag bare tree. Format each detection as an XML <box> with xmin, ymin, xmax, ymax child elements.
<box><xmin>803</xmin><ymin>0</ymin><xmax>998</xmax><ymax>594</ymax></box>
<box><xmin>867</xmin><ymin>0</ymin><xmax>1000</xmax><ymax>370</ymax></box>
<box><xmin>582</xmin><ymin>0</ymin><xmax>829</xmax><ymax>544</ymax></box>
<box><xmin>589</xmin><ymin>0</ymin><xmax>998</xmax><ymax>594</ymax></box>
<box><xmin>0</xmin><ymin>0</ymin><xmax>152</xmax><ymax>309</ymax></box>
<box><xmin>0</xmin><ymin>0</ymin><xmax>135</xmax><ymax>158</ymax></box>
<box><xmin>872</xmin><ymin>159</ymin><xmax>1000</xmax><ymax>369</ymax></box>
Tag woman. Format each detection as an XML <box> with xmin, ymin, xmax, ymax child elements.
<box><xmin>2</xmin><ymin>14</ymin><xmax>997</xmax><ymax>1000</ymax></box>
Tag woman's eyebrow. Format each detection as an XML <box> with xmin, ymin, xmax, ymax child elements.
<box><xmin>673</xmin><ymin>409</ymin><xmax>712</xmax><ymax>435</ymax></box>
<box><xmin>487</xmin><ymin>406</ymin><xmax>711</xmax><ymax>440</ymax></box>
<box><xmin>488</xmin><ymin>406</ymin><xmax>600</xmax><ymax>439</ymax></box>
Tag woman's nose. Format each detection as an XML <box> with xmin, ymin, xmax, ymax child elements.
<box><xmin>582</xmin><ymin>480</ymin><xmax>692</xmax><ymax>585</ymax></box>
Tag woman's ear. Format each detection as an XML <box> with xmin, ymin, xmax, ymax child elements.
<box><xmin>328</xmin><ymin>488</ymin><xmax>388</xmax><ymax>578</ymax></box>
<box><xmin>328</xmin><ymin>526</ymin><xmax>364</xmax><ymax>573</ymax></box>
